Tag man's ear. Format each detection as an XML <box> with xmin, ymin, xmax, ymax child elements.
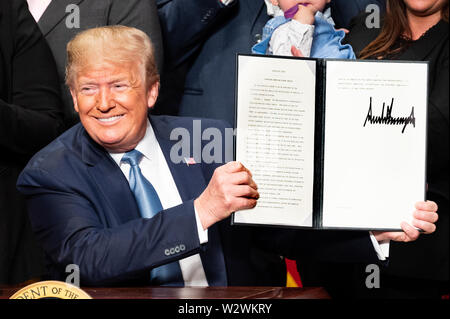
<box><xmin>70</xmin><ymin>89</ymin><xmax>79</xmax><ymax>113</ymax></box>
<box><xmin>147</xmin><ymin>81</ymin><xmax>160</xmax><ymax>109</ymax></box>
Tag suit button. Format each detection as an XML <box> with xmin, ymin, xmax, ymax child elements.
<box><xmin>180</xmin><ymin>244</ymin><xmax>186</xmax><ymax>251</ymax></box>
<box><xmin>175</xmin><ymin>246</ymin><xmax>180</xmax><ymax>253</ymax></box>
<box><xmin>254</xmin><ymin>33</ymin><xmax>262</xmax><ymax>43</ymax></box>
<box><xmin>164</xmin><ymin>249</ymin><xmax>170</xmax><ymax>256</ymax></box>
<box><xmin>170</xmin><ymin>247</ymin><xmax>175</xmax><ymax>255</ymax></box>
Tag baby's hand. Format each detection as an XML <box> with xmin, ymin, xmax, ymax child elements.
<box><xmin>293</xmin><ymin>4</ymin><xmax>316</xmax><ymax>25</ymax></box>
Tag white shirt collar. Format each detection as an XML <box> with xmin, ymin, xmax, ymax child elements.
<box><xmin>109</xmin><ymin>119</ymin><xmax>156</xmax><ymax>166</ymax></box>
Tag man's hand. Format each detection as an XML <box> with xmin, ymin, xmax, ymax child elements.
<box><xmin>194</xmin><ymin>161</ymin><xmax>259</xmax><ymax>230</ymax></box>
<box><xmin>293</xmin><ymin>4</ymin><xmax>316</xmax><ymax>25</ymax></box>
<box><xmin>373</xmin><ymin>201</ymin><xmax>439</xmax><ymax>242</ymax></box>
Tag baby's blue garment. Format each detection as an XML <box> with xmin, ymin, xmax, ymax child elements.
<box><xmin>252</xmin><ymin>10</ymin><xmax>355</xmax><ymax>59</ymax></box>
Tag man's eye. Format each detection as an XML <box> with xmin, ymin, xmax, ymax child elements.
<box><xmin>114</xmin><ymin>84</ymin><xmax>128</xmax><ymax>90</ymax></box>
<box><xmin>81</xmin><ymin>87</ymin><xmax>95</xmax><ymax>93</ymax></box>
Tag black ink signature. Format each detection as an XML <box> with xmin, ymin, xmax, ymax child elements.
<box><xmin>363</xmin><ymin>97</ymin><xmax>415</xmax><ymax>133</ymax></box>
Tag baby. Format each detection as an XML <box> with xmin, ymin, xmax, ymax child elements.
<box><xmin>252</xmin><ymin>0</ymin><xmax>355</xmax><ymax>59</ymax></box>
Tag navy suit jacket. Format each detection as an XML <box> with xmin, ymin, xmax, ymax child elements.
<box><xmin>16</xmin><ymin>115</ymin><xmax>292</xmax><ymax>286</ymax></box>
<box><xmin>17</xmin><ymin>114</ymin><xmax>379</xmax><ymax>286</ymax></box>
<box><xmin>154</xmin><ymin>0</ymin><xmax>270</xmax><ymax>126</ymax></box>
<box><xmin>16</xmin><ymin>115</ymin><xmax>234</xmax><ymax>286</ymax></box>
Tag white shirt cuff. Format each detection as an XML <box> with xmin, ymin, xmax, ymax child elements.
<box><xmin>369</xmin><ymin>231</ymin><xmax>390</xmax><ymax>261</ymax></box>
<box><xmin>194</xmin><ymin>206</ymin><xmax>208</xmax><ymax>244</ymax></box>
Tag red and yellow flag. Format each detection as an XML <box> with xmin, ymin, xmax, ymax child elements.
<box><xmin>285</xmin><ymin>258</ymin><xmax>303</xmax><ymax>287</ymax></box>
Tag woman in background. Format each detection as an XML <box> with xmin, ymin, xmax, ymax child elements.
<box><xmin>345</xmin><ymin>0</ymin><xmax>449</xmax><ymax>298</ymax></box>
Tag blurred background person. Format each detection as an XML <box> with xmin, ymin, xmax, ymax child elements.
<box><xmin>0</xmin><ymin>0</ymin><xmax>64</xmax><ymax>285</ymax></box>
<box><xmin>341</xmin><ymin>0</ymin><xmax>448</xmax><ymax>298</ymax></box>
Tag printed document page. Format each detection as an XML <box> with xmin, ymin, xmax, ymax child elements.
<box><xmin>234</xmin><ymin>55</ymin><xmax>316</xmax><ymax>227</ymax></box>
<box><xmin>322</xmin><ymin>60</ymin><xmax>427</xmax><ymax>229</ymax></box>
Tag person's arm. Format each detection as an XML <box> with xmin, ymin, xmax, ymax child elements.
<box><xmin>18</xmin><ymin>164</ymin><xmax>205</xmax><ymax>286</ymax></box>
<box><xmin>108</xmin><ymin>0</ymin><xmax>164</xmax><ymax>73</ymax></box>
<box><xmin>258</xmin><ymin>201</ymin><xmax>438</xmax><ymax>265</ymax></box>
<box><xmin>0</xmin><ymin>0</ymin><xmax>63</xmax><ymax>156</ymax></box>
<box><xmin>157</xmin><ymin>0</ymin><xmax>236</xmax><ymax>69</ymax></box>
<box><xmin>17</xmin><ymin>159</ymin><xmax>256</xmax><ymax>286</ymax></box>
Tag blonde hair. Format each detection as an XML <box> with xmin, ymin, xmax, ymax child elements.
<box><xmin>65</xmin><ymin>25</ymin><xmax>159</xmax><ymax>88</ymax></box>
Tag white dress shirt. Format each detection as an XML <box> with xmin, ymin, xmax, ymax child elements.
<box><xmin>109</xmin><ymin>121</ymin><xmax>209</xmax><ymax>286</ymax></box>
<box><xmin>26</xmin><ymin>0</ymin><xmax>52</xmax><ymax>22</ymax></box>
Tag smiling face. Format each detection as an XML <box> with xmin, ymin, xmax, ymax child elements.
<box><xmin>271</xmin><ymin>0</ymin><xmax>331</xmax><ymax>13</ymax></box>
<box><xmin>403</xmin><ymin>0</ymin><xmax>448</xmax><ymax>17</ymax></box>
<box><xmin>70</xmin><ymin>59</ymin><xmax>158</xmax><ymax>153</ymax></box>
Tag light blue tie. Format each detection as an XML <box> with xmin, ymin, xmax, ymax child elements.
<box><xmin>121</xmin><ymin>149</ymin><xmax>184</xmax><ymax>286</ymax></box>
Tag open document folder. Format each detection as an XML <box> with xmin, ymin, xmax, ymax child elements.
<box><xmin>233</xmin><ymin>55</ymin><xmax>428</xmax><ymax>231</ymax></box>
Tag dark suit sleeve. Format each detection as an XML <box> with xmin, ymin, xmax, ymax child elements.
<box><xmin>108</xmin><ymin>0</ymin><xmax>164</xmax><ymax>73</ymax></box>
<box><xmin>0</xmin><ymin>0</ymin><xmax>63</xmax><ymax>156</ymax></box>
<box><xmin>17</xmin><ymin>167</ymin><xmax>203</xmax><ymax>286</ymax></box>
<box><xmin>157</xmin><ymin>0</ymin><xmax>235</xmax><ymax>68</ymax></box>
<box><xmin>254</xmin><ymin>227</ymin><xmax>380</xmax><ymax>265</ymax></box>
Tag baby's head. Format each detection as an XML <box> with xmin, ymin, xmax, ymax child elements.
<box><xmin>270</xmin><ymin>0</ymin><xmax>331</xmax><ymax>14</ymax></box>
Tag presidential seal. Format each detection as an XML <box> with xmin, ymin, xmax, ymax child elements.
<box><xmin>9</xmin><ymin>281</ymin><xmax>92</xmax><ymax>299</ymax></box>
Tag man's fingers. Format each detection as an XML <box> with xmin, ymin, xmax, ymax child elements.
<box><xmin>413</xmin><ymin>210</ymin><xmax>439</xmax><ymax>223</ymax></box>
<box><xmin>230</xmin><ymin>185</ymin><xmax>259</xmax><ymax>199</ymax></box>
<box><xmin>412</xmin><ymin>219</ymin><xmax>436</xmax><ymax>234</ymax></box>
<box><xmin>222</xmin><ymin>161</ymin><xmax>251</xmax><ymax>175</ymax></box>
<box><xmin>234</xmin><ymin>197</ymin><xmax>258</xmax><ymax>211</ymax></box>
<box><xmin>230</xmin><ymin>171</ymin><xmax>258</xmax><ymax>189</ymax></box>
<box><xmin>415</xmin><ymin>200</ymin><xmax>438</xmax><ymax>212</ymax></box>
<box><xmin>400</xmin><ymin>221</ymin><xmax>420</xmax><ymax>241</ymax></box>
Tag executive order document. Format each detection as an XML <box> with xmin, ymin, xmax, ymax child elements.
<box><xmin>233</xmin><ymin>55</ymin><xmax>428</xmax><ymax>231</ymax></box>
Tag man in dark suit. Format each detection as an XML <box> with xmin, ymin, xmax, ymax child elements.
<box><xmin>154</xmin><ymin>0</ymin><xmax>268</xmax><ymax>126</ymax></box>
<box><xmin>26</xmin><ymin>0</ymin><xmax>164</xmax><ymax>129</ymax></box>
<box><xmin>15</xmin><ymin>25</ymin><xmax>273</xmax><ymax>286</ymax></box>
<box><xmin>0</xmin><ymin>0</ymin><xmax>64</xmax><ymax>284</ymax></box>
<box><xmin>17</xmin><ymin>25</ymin><xmax>439</xmax><ymax>287</ymax></box>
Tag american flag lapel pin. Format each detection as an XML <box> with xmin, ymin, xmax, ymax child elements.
<box><xmin>184</xmin><ymin>157</ymin><xmax>196</xmax><ymax>166</ymax></box>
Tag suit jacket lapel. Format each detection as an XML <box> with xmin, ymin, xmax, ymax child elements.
<box><xmin>38</xmin><ymin>0</ymin><xmax>84</xmax><ymax>36</ymax></box>
<box><xmin>242</xmin><ymin>0</ymin><xmax>267</xmax><ymax>35</ymax></box>
<box><xmin>150</xmin><ymin>115</ymin><xmax>228</xmax><ymax>286</ymax></box>
<box><xmin>150</xmin><ymin>116</ymin><xmax>207</xmax><ymax>202</ymax></box>
<box><xmin>80</xmin><ymin>129</ymin><xmax>141</xmax><ymax>225</ymax></box>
